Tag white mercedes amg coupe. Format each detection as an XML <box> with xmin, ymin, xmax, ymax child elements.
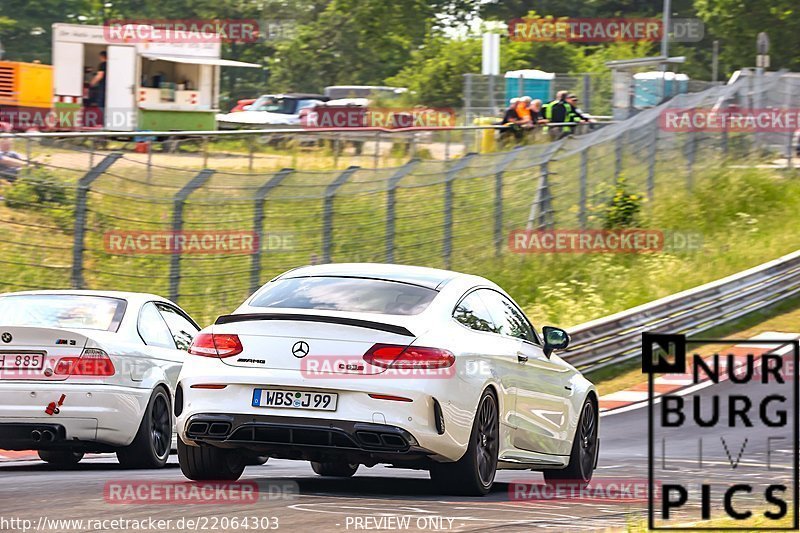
<box><xmin>176</xmin><ymin>264</ymin><xmax>598</xmax><ymax>495</ymax></box>
<box><xmin>0</xmin><ymin>290</ymin><xmax>200</xmax><ymax>467</ymax></box>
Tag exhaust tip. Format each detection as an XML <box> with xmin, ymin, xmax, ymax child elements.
<box><xmin>31</xmin><ymin>430</ymin><xmax>42</xmax><ymax>442</ymax></box>
<box><xmin>41</xmin><ymin>430</ymin><xmax>55</xmax><ymax>442</ymax></box>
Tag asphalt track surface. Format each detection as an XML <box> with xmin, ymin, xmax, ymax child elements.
<box><xmin>0</xmin><ymin>371</ymin><xmax>796</xmax><ymax>533</ymax></box>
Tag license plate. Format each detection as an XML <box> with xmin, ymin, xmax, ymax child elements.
<box><xmin>252</xmin><ymin>389</ymin><xmax>338</xmax><ymax>411</ymax></box>
<box><xmin>0</xmin><ymin>352</ymin><xmax>45</xmax><ymax>370</ymax></box>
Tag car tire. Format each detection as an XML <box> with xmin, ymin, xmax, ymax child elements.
<box><xmin>310</xmin><ymin>461</ymin><xmax>359</xmax><ymax>477</ymax></box>
<box><xmin>543</xmin><ymin>397</ymin><xmax>598</xmax><ymax>488</ymax></box>
<box><xmin>117</xmin><ymin>386</ymin><xmax>172</xmax><ymax>469</ymax></box>
<box><xmin>38</xmin><ymin>449</ymin><xmax>84</xmax><ymax>465</ymax></box>
<box><xmin>178</xmin><ymin>439</ymin><xmax>246</xmax><ymax>481</ymax></box>
<box><xmin>429</xmin><ymin>388</ymin><xmax>498</xmax><ymax>496</ymax></box>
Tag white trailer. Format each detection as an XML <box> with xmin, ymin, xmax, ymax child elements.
<box><xmin>52</xmin><ymin>23</ymin><xmax>259</xmax><ymax>131</ymax></box>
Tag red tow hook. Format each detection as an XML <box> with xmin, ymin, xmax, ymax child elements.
<box><xmin>45</xmin><ymin>394</ymin><xmax>66</xmax><ymax>416</ymax></box>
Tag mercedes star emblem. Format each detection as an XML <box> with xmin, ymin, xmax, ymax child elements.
<box><xmin>292</xmin><ymin>341</ymin><xmax>310</xmax><ymax>358</ymax></box>
<box><xmin>1</xmin><ymin>332</ymin><xmax>11</xmax><ymax>343</ymax></box>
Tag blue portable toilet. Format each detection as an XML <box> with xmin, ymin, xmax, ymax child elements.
<box><xmin>633</xmin><ymin>71</ymin><xmax>689</xmax><ymax>108</ymax></box>
<box><xmin>504</xmin><ymin>69</ymin><xmax>555</xmax><ymax>104</ymax></box>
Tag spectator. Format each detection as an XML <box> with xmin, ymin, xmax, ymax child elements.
<box><xmin>566</xmin><ymin>94</ymin><xmax>594</xmax><ymax>128</ymax></box>
<box><xmin>529</xmin><ymin>99</ymin><xmax>547</xmax><ymax>126</ymax></box>
<box><xmin>514</xmin><ymin>96</ymin><xmax>534</xmax><ymax>128</ymax></box>
<box><xmin>499</xmin><ymin>98</ymin><xmax>524</xmax><ymax>141</ymax></box>
<box><xmin>0</xmin><ymin>122</ymin><xmax>25</xmax><ymax>182</ymax></box>
<box><xmin>542</xmin><ymin>91</ymin><xmax>575</xmax><ymax>140</ymax></box>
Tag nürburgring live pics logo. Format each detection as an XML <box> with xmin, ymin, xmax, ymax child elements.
<box><xmin>644</xmin><ymin>332</ymin><xmax>799</xmax><ymax>530</ymax></box>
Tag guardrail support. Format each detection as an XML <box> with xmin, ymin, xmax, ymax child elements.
<box><xmin>443</xmin><ymin>153</ymin><xmax>476</xmax><ymax>269</ymax></box>
<box><xmin>169</xmin><ymin>169</ymin><xmax>215</xmax><ymax>303</ymax></box>
<box><xmin>250</xmin><ymin>168</ymin><xmax>294</xmax><ymax>294</ymax></box>
<box><xmin>71</xmin><ymin>152</ymin><xmax>123</xmax><ymax>289</ymax></box>
<box><xmin>494</xmin><ymin>147</ymin><xmax>523</xmax><ymax>256</ymax></box>
<box><xmin>385</xmin><ymin>160</ymin><xmax>420</xmax><ymax>263</ymax></box>
<box><xmin>322</xmin><ymin>166</ymin><xmax>359</xmax><ymax>264</ymax></box>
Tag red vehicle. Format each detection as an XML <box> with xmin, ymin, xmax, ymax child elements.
<box><xmin>229</xmin><ymin>98</ymin><xmax>257</xmax><ymax>113</ymax></box>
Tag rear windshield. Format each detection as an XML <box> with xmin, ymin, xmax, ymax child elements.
<box><xmin>250</xmin><ymin>277</ymin><xmax>437</xmax><ymax>316</ymax></box>
<box><xmin>0</xmin><ymin>295</ymin><xmax>127</xmax><ymax>332</ymax></box>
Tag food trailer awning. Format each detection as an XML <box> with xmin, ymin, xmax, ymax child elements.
<box><xmin>141</xmin><ymin>53</ymin><xmax>261</xmax><ymax>68</ymax></box>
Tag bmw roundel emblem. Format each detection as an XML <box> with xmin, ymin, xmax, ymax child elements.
<box><xmin>1</xmin><ymin>332</ymin><xmax>11</xmax><ymax>343</ymax></box>
<box><xmin>292</xmin><ymin>341</ymin><xmax>310</xmax><ymax>358</ymax></box>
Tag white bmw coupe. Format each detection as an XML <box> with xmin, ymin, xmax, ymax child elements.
<box><xmin>176</xmin><ymin>264</ymin><xmax>598</xmax><ymax>495</ymax></box>
<box><xmin>0</xmin><ymin>290</ymin><xmax>200</xmax><ymax>468</ymax></box>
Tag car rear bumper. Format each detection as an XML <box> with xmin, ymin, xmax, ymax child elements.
<box><xmin>182</xmin><ymin>412</ymin><xmax>434</xmax><ymax>466</ymax></box>
<box><xmin>0</xmin><ymin>382</ymin><xmax>152</xmax><ymax>448</ymax></box>
<box><xmin>176</xmin><ymin>377</ymin><xmax>470</xmax><ymax>462</ymax></box>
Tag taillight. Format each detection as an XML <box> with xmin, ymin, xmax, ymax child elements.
<box><xmin>188</xmin><ymin>333</ymin><xmax>243</xmax><ymax>358</ymax></box>
<box><xmin>55</xmin><ymin>348</ymin><xmax>115</xmax><ymax>376</ymax></box>
<box><xmin>363</xmin><ymin>344</ymin><xmax>455</xmax><ymax>369</ymax></box>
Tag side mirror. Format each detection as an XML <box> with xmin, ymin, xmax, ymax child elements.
<box><xmin>542</xmin><ymin>326</ymin><xmax>570</xmax><ymax>358</ymax></box>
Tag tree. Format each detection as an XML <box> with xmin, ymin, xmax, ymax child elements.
<box><xmin>267</xmin><ymin>0</ymin><xmax>435</xmax><ymax>92</ymax></box>
<box><xmin>694</xmin><ymin>0</ymin><xmax>800</xmax><ymax>73</ymax></box>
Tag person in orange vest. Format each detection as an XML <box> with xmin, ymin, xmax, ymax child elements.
<box><xmin>514</xmin><ymin>96</ymin><xmax>534</xmax><ymax>128</ymax></box>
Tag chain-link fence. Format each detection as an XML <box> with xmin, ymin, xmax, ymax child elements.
<box><xmin>464</xmin><ymin>72</ymin><xmax>612</xmax><ymax>122</ymax></box>
<box><xmin>1</xmin><ymin>71</ymin><xmax>797</xmax><ymax>323</ymax></box>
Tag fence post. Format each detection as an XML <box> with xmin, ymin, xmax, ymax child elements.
<box><xmin>785</xmin><ymin>77</ymin><xmax>794</xmax><ymax>170</ymax></box>
<box><xmin>443</xmin><ymin>153</ymin><xmax>477</xmax><ymax>269</ymax></box>
<box><xmin>647</xmin><ymin>123</ymin><xmax>658</xmax><ymax>202</ymax></box>
<box><xmin>464</xmin><ymin>74</ymin><xmax>472</xmax><ymax>127</ymax></box>
<box><xmin>582</xmin><ymin>74</ymin><xmax>591</xmax><ymax>114</ymax></box>
<box><xmin>614</xmin><ymin>133</ymin><xmax>623</xmax><ymax>180</ymax></box>
<box><xmin>579</xmin><ymin>147</ymin><xmax>589</xmax><ymax>229</ymax></box>
<box><xmin>72</xmin><ymin>152</ymin><xmax>122</xmax><ymax>289</ymax></box>
<box><xmin>493</xmin><ymin>147</ymin><xmax>523</xmax><ymax>256</ymax></box>
<box><xmin>526</xmin><ymin>144</ymin><xmax>561</xmax><ymax>230</ymax></box>
<box><xmin>720</xmin><ymin>119</ymin><xmax>729</xmax><ymax>156</ymax></box>
<box><xmin>146</xmin><ymin>140</ymin><xmax>153</xmax><ymax>183</ymax></box>
<box><xmin>373</xmin><ymin>132</ymin><xmax>381</xmax><ymax>168</ymax></box>
<box><xmin>686</xmin><ymin>130</ymin><xmax>696</xmax><ymax>190</ymax></box>
<box><xmin>250</xmin><ymin>168</ymin><xmax>294</xmax><ymax>294</ymax></box>
<box><xmin>169</xmin><ymin>169</ymin><xmax>215</xmax><ymax>303</ymax></box>
<box><xmin>385</xmin><ymin>160</ymin><xmax>420</xmax><ymax>263</ymax></box>
<box><xmin>322</xmin><ymin>166</ymin><xmax>359</xmax><ymax>264</ymax></box>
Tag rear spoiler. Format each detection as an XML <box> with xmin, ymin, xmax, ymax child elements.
<box><xmin>214</xmin><ymin>313</ymin><xmax>414</xmax><ymax>337</ymax></box>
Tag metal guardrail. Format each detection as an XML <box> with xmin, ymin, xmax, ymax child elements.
<box><xmin>564</xmin><ymin>250</ymin><xmax>800</xmax><ymax>373</ymax></box>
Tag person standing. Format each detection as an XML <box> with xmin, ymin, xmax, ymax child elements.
<box><xmin>89</xmin><ymin>51</ymin><xmax>107</xmax><ymax>110</ymax></box>
<box><xmin>542</xmin><ymin>91</ymin><xmax>575</xmax><ymax>140</ymax></box>
<box><xmin>566</xmin><ymin>94</ymin><xmax>594</xmax><ymax>133</ymax></box>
